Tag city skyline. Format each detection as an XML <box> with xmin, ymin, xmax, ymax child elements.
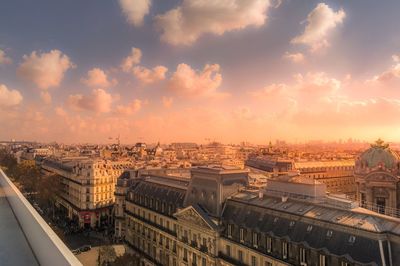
<box><xmin>2</xmin><ymin>0</ymin><xmax>400</xmax><ymax>144</ymax></box>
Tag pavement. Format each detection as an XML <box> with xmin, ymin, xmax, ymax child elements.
<box><xmin>76</xmin><ymin>244</ymin><xmax>126</xmax><ymax>266</ymax></box>
<box><xmin>0</xmin><ymin>184</ymin><xmax>39</xmax><ymax>266</ymax></box>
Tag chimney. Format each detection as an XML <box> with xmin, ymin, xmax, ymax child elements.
<box><xmin>281</xmin><ymin>195</ymin><xmax>288</xmax><ymax>202</ymax></box>
<box><xmin>259</xmin><ymin>191</ymin><xmax>263</xmax><ymax>199</ymax></box>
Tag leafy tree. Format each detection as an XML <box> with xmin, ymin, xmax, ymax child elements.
<box><xmin>37</xmin><ymin>174</ymin><xmax>62</xmax><ymax>210</ymax></box>
<box><xmin>111</xmin><ymin>253</ymin><xmax>140</xmax><ymax>266</ymax></box>
<box><xmin>98</xmin><ymin>245</ymin><xmax>117</xmax><ymax>266</ymax></box>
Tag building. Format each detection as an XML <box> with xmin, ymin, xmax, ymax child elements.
<box><xmin>116</xmin><ymin>165</ymin><xmax>400</xmax><ymax>266</ymax></box>
<box><xmin>0</xmin><ymin>169</ymin><xmax>82</xmax><ymax>266</ymax></box>
<box><xmin>245</xmin><ymin>156</ymin><xmax>294</xmax><ymax>177</ymax></box>
<box><xmin>355</xmin><ymin>139</ymin><xmax>400</xmax><ymax>217</ymax></box>
<box><xmin>42</xmin><ymin>157</ymin><xmax>131</xmax><ymax>228</ymax></box>
<box><xmin>295</xmin><ymin>160</ymin><xmax>356</xmax><ymax>197</ymax></box>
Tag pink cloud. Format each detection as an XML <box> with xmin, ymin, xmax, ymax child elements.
<box><xmin>155</xmin><ymin>0</ymin><xmax>272</xmax><ymax>45</ymax></box>
<box><xmin>18</xmin><ymin>50</ymin><xmax>74</xmax><ymax>90</ymax></box>
<box><xmin>81</xmin><ymin>68</ymin><xmax>114</xmax><ymax>88</ymax></box>
<box><xmin>167</xmin><ymin>63</ymin><xmax>228</xmax><ymax>98</ymax></box>
<box><xmin>0</xmin><ymin>84</ymin><xmax>23</xmax><ymax>108</ymax></box>
<box><xmin>115</xmin><ymin>99</ymin><xmax>142</xmax><ymax>115</ymax></box>
<box><xmin>67</xmin><ymin>89</ymin><xmax>113</xmax><ymax>113</ymax></box>
<box><xmin>133</xmin><ymin>65</ymin><xmax>168</xmax><ymax>84</ymax></box>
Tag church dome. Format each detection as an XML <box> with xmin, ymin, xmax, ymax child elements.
<box><xmin>357</xmin><ymin>139</ymin><xmax>400</xmax><ymax>170</ymax></box>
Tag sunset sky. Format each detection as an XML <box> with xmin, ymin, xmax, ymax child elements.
<box><xmin>1</xmin><ymin>0</ymin><xmax>400</xmax><ymax>144</ymax></box>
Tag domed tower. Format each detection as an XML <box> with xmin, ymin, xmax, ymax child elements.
<box><xmin>355</xmin><ymin>139</ymin><xmax>400</xmax><ymax>216</ymax></box>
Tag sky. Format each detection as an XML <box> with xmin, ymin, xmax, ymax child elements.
<box><xmin>1</xmin><ymin>0</ymin><xmax>400</xmax><ymax>144</ymax></box>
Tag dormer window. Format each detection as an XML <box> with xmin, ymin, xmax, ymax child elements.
<box><xmin>239</xmin><ymin>228</ymin><xmax>245</xmax><ymax>243</ymax></box>
<box><xmin>252</xmin><ymin>232</ymin><xmax>259</xmax><ymax>248</ymax></box>
<box><xmin>306</xmin><ymin>225</ymin><xmax>313</xmax><ymax>233</ymax></box>
<box><xmin>348</xmin><ymin>235</ymin><xmax>356</xmax><ymax>244</ymax></box>
<box><xmin>326</xmin><ymin>230</ymin><xmax>333</xmax><ymax>238</ymax></box>
<box><xmin>266</xmin><ymin>236</ymin><xmax>272</xmax><ymax>253</ymax></box>
<box><xmin>227</xmin><ymin>224</ymin><xmax>233</xmax><ymax>238</ymax></box>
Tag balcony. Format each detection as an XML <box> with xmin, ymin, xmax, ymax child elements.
<box><xmin>0</xmin><ymin>169</ymin><xmax>82</xmax><ymax>266</ymax></box>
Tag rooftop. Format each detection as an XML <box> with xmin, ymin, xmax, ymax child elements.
<box><xmin>0</xmin><ymin>185</ymin><xmax>38</xmax><ymax>266</ymax></box>
<box><xmin>0</xmin><ymin>169</ymin><xmax>82</xmax><ymax>266</ymax></box>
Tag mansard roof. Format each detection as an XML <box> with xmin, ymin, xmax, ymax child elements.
<box><xmin>221</xmin><ymin>198</ymin><xmax>389</xmax><ymax>265</ymax></box>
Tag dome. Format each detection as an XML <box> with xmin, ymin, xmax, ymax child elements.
<box><xmin>358</xmin><ymin>139</ymin><xmax>400</xmax><ymax>170</ymax></box>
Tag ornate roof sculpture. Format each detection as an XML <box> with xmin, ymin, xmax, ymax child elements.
<box><xmin>356</xmin><ymin>139</ymin><xmax>400</xmax><ymax>173</ymax></box>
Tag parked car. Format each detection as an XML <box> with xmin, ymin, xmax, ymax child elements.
<box><xmin>79</xmin><ymin>245</ymin><xmax>92</xmax><ymax>252</ymax></box>
<box><xmin>71</xmin><ymin>249</ymin><xmax>81</xmax><ymax>255</ymax></box>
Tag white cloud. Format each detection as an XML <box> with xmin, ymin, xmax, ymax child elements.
<box><xmin>67</xmin><ymin>89</ymin><xmax>113</xmax><ymax>113</ymax></box>
<box><xmin>167</xmin><ymin>63</ymin><xmax>228</xmax><ymax>98</ymax></box>
<box><xmin>133</xmin><ymin>65</ymin><xmax>168</xmax><ymax>84</ymax></box>
<box><xmin>0</xmin><ymin>50</ymin><xmax>12</xmax><ymax>64</ymax></box>
<box><xmin>119</xmin><ymin>0</ymin><xmax>151</xmax><ymax>27</ymax></box>
<box><xmin>283</xmin><ymin>52</ymin><xmax>305</xmax><ymax>63</ymax></box>
<box><xmin>155</xmin><ymin>0</ymin><xmax>272</xmax><ymax>45</ymax></box>
<box><xmin>121</xmin><ymin>47</ymin><xmax>142</xmax><ymax>72</ymax></box>
<box><xmin>162</xmin><ymin>96</ymin><xmax>173</xmax><ymax>108</ymax></box>
<box><xmin>18</xmin><ymin>50</ymin><xmax>74</xmax><ymax>89</ymax></box>
<box><xmin>115</xmin><ymin>99</ymin><xmax>142</xmax><ymax>115</ymax></box>
<box><xmin>0</xmin><ymin>84</ymin><xmax>23</xmax><ymax>107</ymax></box>
<box><xmin>291</xmin><ymin>3</ymin><xmax>345</xmax><ymax>51</ymax></box>
<box><xmin>40</xmin><ymin>91</ymin><xmax>52</xmax><ymax>104</ymax></box>
<box><xmin>81</xmin><ymin>68</ymin><xmax>113</xmax><ymax>88</ymax></box>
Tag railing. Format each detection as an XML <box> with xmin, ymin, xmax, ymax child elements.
<box><xmin>0</xmin><ymin>169</ymin><xmax>82</xmax><ymax>266</ymax></box>
<box><xmin>359</xmin><ymin>200</ymin><xmax>400</xmax><ymax>218</ymax></box>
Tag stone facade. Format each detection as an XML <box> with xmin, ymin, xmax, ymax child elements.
<box><xmin>355</xmin><ymin>139</ymin><xmax>400</xmax><ymax>216</ymax></box>
<box><xmin>116</xmin><ymin>165</ymin><xmax>400</xmax><ymax>266</ymax></box>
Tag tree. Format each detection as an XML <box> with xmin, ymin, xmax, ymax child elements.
<box><xmin>111</xmin><ymin>253</ymin><xmax>140</xmax><ymax>266</ymax></box>
<box><xmin>97</xmin><ymin>245</ymin><xmax>117</xmax><ymax>266</ymax></box>
<box><xmin>37</xmin><ymin>174</ymin><xmax>62</xmax><ymax>212</ymax></box>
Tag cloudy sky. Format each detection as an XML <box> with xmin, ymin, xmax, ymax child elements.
<box><xmin>1</xmin><ymin>0</ymin><xmax>400</xmax><ymax>144</ymax></box>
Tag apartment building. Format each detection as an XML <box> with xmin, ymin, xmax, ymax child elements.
<box><xmin>115</xmin><ymin>165</ymin><xmax>400</xmax><ymax>266</ymax></box>
<box><xmin>42</xmin><ymin>157</ymin><xmax>131</xmax><ymax>228</ymax></box>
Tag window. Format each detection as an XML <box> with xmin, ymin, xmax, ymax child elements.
<box><xmin>253</xmin><ymin>232</ymin><xmax>259</xmax><ymax>248</ymax></box>
<box><xmin>340</xmin><ymin>261</ymin><xmax>349</xmax><ymax>266</ymax></box>
<box><xmin>265</xmin><ymin>262</ymin><xmax>272</xmax><ymax>266</ymax></box>
<box><xmin>299</xmin><ymin>247</ymin><xmax>306</xmax><ymax>264</ymax></box>
<box><xmin>238</xmin><ymin>250</ymin><xmax>243</xmax><ymax>262</ymax></box>
<box><xmin>183</xmin><ymin>248</ymin><xmax>188</xmax><ymax>262</ymax></box>
<box><xmin>326</xmin><ymin>230</ymin><xmax>333</xmax><ymax>238</ymax></box>
<box><xmin>251</xmin><ymin>256</ymin><xmax>257</xmax><ymax>266</ymax></box>
<box><xmin>319</xmin><ymin>254</ymin><xmax>326</xmax><ymax>266</ymax></box>
<box><xmin>266</xmin><ymin>237</ymin><xmax>272</xmax><ymax>253</ymax></box>
<box><xmin>306</xmin><ymin>225</ymin><xmax>313</xmax><ymax>233</ymax></box>
<box><xmin>239</xmin><ymin>228</ymin><xmax>245</xmax><ymax>243</ymax></box>
<box><xmin>282</xmin><ymin>241</ymin><xmax>288</xmax><ymax>259</ymax></box>
<box><xmin>226</xmin><ymin>245</ymin><xmax>231</xmax><ymax>256</ymax></box>
<box><xmin>227</xmin><ymin>224</ymin><xmax>233</xmax><ymax>238</ymax></box>
<box><xmin>202</xmin><ymin>258</ymin><xmax>206</xmax><ymax>266</ymax></box>
<box><xmin>192</xmin><ymin>253</ymin><xmax>197</xmax><ymax>266</ymax></box>
<box><xmin>348</xmin><ymin>235</ymin><xmax>356</xmax><ymax>244</ymax></box>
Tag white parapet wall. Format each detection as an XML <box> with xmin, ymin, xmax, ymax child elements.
<box><xmin>0</xmin><ymin>169</ymin><xmax>82</xmax><ymax>266</ymax></box>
